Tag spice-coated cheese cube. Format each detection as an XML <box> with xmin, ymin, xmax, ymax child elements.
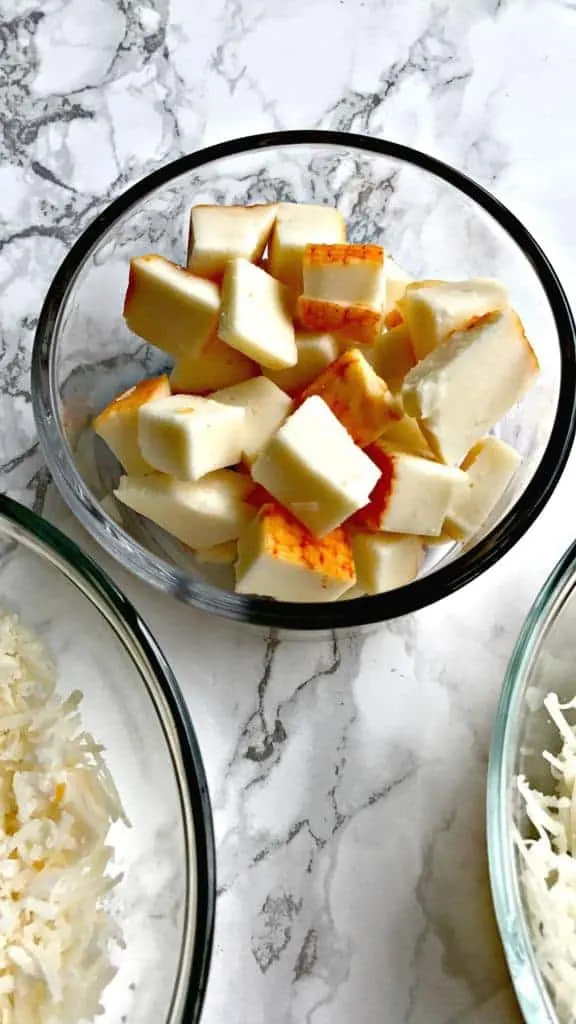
<box><xmin>93</xmin><ymin>375</ymin><xmax>171</xmax><ymax>475</ymax></box>
<box><xmin>269</xmin><ymin>202</ymin><xmax>346</xmax><ymax>293</ymax></box>
<box><xmin>298</xmin><ymin>296</ymin><xmax>383</xmax><ymax>344</ymax></box>
<box><xmin>302</xmin><ymin>244</ymin><xmax>385</xmax><ymax>307</ymax></box>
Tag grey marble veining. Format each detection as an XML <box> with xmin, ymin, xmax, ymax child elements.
<box><xmin>3</xmin><ymin>0</ymin><xmax>576</xmax><ymax>1021</ymax></box>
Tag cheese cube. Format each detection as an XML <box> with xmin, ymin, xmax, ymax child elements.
<box><xmin>402</xmin><ymin>308</ymin><xmax>539</xmax><ymax>466</ymax></box>
<box><xmin>299</xmin><ymin>348</ymin><xmax>401</xmax><ymax>447</ymax></box>
<box><xmin>138</xmin><ymin>394</ymin><xmax>244</xmax><ymax>481</ymax></box>
<box><xmin>371</xmin><ymin>323</ymin><xmax>416</xmax><ymax>393</ymax></box>
<box><xmin>196</xmin><ymin>540</ymin><xmax>238</xmax><ymax>565</ymax></box>
<box><xmin>383</xmin><ymin>256</ymin><xmax>413</xmax><ymax>314</ymax></box>
<box><xmin>350</xmin><ymin>532</ymin><xmax>424</xmax><ymax>594</ymax></box>
<box><xmin>187</xmin><ymin>203</ymin><xmax>277</xmax><ymax>279</ymax></box>
<box><xmin>398</xmin><ymin>277</ymin><xmax>508</xmax><ymax>359</ymax></box>
<box><xmin>298</xmin><ymin>296</ymin><xmax>383</xmax><ymax>344</ymax></box>
<box><xmin>353</xmin><ymin>441</ymin><xmax>466</xmax><ymax>536</ymax></box>
<box><xmin>114</xmin><ymin>469</ymin><xmax>253</xmax><ymax>549</ymax></box>
<box><xmin>338</xmin><ymin>583</ymin><xmax>367</xmax><ymax>600</ymax></box>
<box><xmin>170</xmin><ymin>332</ymin><xmax>257</xmax><ymax>394</ymax></box>
<box><xmin>378</xmin><ymin>414</ymin><xmax>435</xmax><ymax>460</ymax></box>
<box><xmin>302</xmin><ymin>244</ymin><xmax>385</xmax><ymax>307</ymax></box>
<box><xmin>219</xmin><ymin>258</ymin><xmax>297</xmax><ymax>370</ymax></box>
<box><xmin>265</xmin><ymin>332</ymin><xmax>339</xmax><ymax>394</ymax></box>
<box><xmin>235</xmin><ymin>502</ymin><xmax>356</xmax><ymax>602</ymax></box>
<box><xmin>251</xmin><ymin>396</ymin><xmax>381</xmax><ymax>537</ymax></box>
<box><xmin>269</xmin><ymin>202</ymin><xmax>346</xmax><ymax>293</ymax></box>
<box><xmin>123</xmin><ymin>255</ymin><xmax>220</xmax><ymax>358</ymax></box>
<box><xmin>210</xmin><ymin>376</ymin><xmax>292</xmax><ymax>465</ymax></box>
<box><xmin>445</xmin><ymin>437</ymin><xmax>521</xmax><ymax>539</ymax></box>
<box><xmin>93</xmin><ymin>375</ymin><xmax>171</xmax><ymax>475</ymax></box>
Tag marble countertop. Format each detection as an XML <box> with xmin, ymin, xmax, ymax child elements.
<box><xmin>3</xmin><ymin>0</ymin><xmax>576</xmax><ymax>1020</ymax></box>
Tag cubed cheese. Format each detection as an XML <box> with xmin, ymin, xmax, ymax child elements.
<box><xmin>138</xmin><ymin>394</ymin><xmax>244</xmax><ymax>481</ymax></box>
<box><xmin>298</xmin><ymin>296</ymin><xmax>383</xmax><ymax>344</ymax></box>
<box><xmin>378</xmin><ymin>414</ymin><xmax>435</xmax><ymax>460</ymax></box>
<box><xmin>187</xmin><ymin>203</ymin><xmax>278</xmax><ymax>279</ymax></box>
<box><xmin>93</xmin><ymin>375</ymin><xmax>171</xmax><ymax>475</ymax></box>
<box><xmin>302</xmin><ymin>243</ymin><xmax>385</xmax><ymax>307</ymax></box>
<box><xmin>350</xmin><ymin>532</ymin><xmax>424</xmax><ymax>594</ymax></box>
<box><xmin>445</xmin><ymin>436</ymin><xmax>521</xmax><ymax>538</ymax></box>
<box><xmin>299</xmin><ymin>348</ymin><xmax>401</xmax><ymax>447</ymax></box>
<box><xmin>383</xmin><ymin>256</ymin><xmax>413</xmax><ymax>314</ymax></box>
<box><xmin>353</xmin><ymin>441</ymin><xmax>466</xmax><ymax>536</ymax></box>
<box><xmin>269</xmin><ymin>202</ymin><xmax>346</xmax><ymax>293</ymax></box>
<box><xmin>370</xmin><ymin>323</ymin><xmax>416</xmax><ymax>393</ymax></box>
<box><xmin>123</xmin><ymin>254</ymin><xmax>220</xmax><ymax>358</ymax></box>
<box><xmin>251</xmin><ymin>395</ymin><xmax>381</xmax><ymax>537</ymax></box>
<box><xmin>210</xmin><ymin>376</ymin><xmax>292</xmax><ymax>465</ymax></box>
<box><xmin>265</xmin><ymin>332</ymin><xmax>339</xmax><ymax>394</ymax></box>
<box><xmin>235</xmin><ymin>502</ymin><xmax>356</xmax><ymax>601</ymax></box>
<box><xmin>114</xmin><ymin>469</ymin><xmax>253</xmax><ymax>549</ymax></box>
<box><xmin>402</xmin><ymin>308</ymin><xmax>539</xmax><ymax>466</ymax></box>
<box><xmin>195</xmin><ymin>540</ymin><xmax>238</xmax><ymax>565</ymax></box>
<box><xmin>219</xmin><ymin>258</ymin><xmax>297</xmax><ymax>369</ymax></box>
<box><xmin>170</xmin><ymin>332</ymin><xmax>257</xmax><ymax>394</ymax></box>
<box><xmin>398</xmin><ymin>277</ymin><xmax>508</xmax><ymax>359</ymax></box>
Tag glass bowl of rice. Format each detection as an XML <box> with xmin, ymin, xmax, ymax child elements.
<box><xmin>0</xmin><ymin>493</ymin><xmax>215</xmax><ymax>1024</ymax></box>
<box><xmin>488</xmin><ymin>537</ymin><xmax>576</xmax><ymax>1023</ymax></box>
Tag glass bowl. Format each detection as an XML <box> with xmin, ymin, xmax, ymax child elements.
<box><xmin>31</xmin><ymin>129</ymin><xmax>576</xmax><ymax>630</ymax></box>
<box><xmin>488</xmin><ymin>539</ymin><xmax>576</xmax><ymax>1022</ymax></box>
<box><xmin>0</xmin><ymin>493</ymin><xmax>215</xmax><ymax>1023</ymax></box>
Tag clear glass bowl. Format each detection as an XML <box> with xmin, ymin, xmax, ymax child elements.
<box><xmin>488</xmin><ymin>539</ymin><xmax>576</xmax><ymax>1023</ymax></box>
<box><xmin>0</xmin><ymin>493</ymin><xmax>215</xmax><ymax>1023</ymax></box>
<box><xmin>31</xmin><ymin>130</ymin><xmax>576</xmax><ymax>630</ymax></box>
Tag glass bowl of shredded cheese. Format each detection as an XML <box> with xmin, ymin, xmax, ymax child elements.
<box><xmin>0</xmin><ymin>493</ymin><xmax>215</xmax><ymax>1024</ymax></box>
<box><xmin>488</xmin><ymin>538</ymin><xmax>576</xmax><ymax>1023</ymax></box>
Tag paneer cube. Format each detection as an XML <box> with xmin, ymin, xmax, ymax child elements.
<box><xmin>350</xmin><ymin>532</ymin><xmax>424</xmax><ymax>594</ymax></box>
<box><xmin>219</xmin><ymin>258</ymin><xmax>297</xmax><ymax>369</ymax></box>
<box><xmin>235</xmin><ymin>502</ymin><xmax>356</xmax><ymax>602</ymax></box>
<box><xmin>187</xmin><ymin>203</ymin><xmax>278</xmax><ymax>279</ymax></box>
<box><xmin>353</xmin><ymin>441</ymin><xmax>466</xmax><ymax>536</ymax></box>
<box><xmin>195</xmin><ymin>540</ymin><xmax>238</xmax><ymax>565</ymax></box>
<box><xmin>269</xmin><ymin>202</ymin><xmax>346</xmax><ymax>293</ymax></box>
<box><xmin>383</xmin><ymin>256</ymin><xmax>413</xmax><ymax>314</ymax></box>
<box><xmin>298</xmin><ymin>297</ymin><xmax>383</xmax><ymax>344</ymax></box>
<box><xmin>123</xmin><ymin>255</ymin><xmax>220</xmax><ymax>358</ymax></box>
<box><xmin>138</xmin><ymin>394</ymin><xmax>244</xmax><ymax>481</ymax></box>
<box><xmin>398</xmin><ymin>277</ymin><xmax>508</xmax><ymax>359</ymax></box>
<box><xmin>114</xmin><ymin>469</ymin><xmax>253</xmax><ymax>549</ymax></box>
<box><xmin>445</xmin><ymin>436</ymin><xmax>521</xmax><ymax>539</ymax></box>
<box><xmin>402</xmin><ymin>308</ymin><xmax>539</xmax><ymax>466</ymax></box>
<box><xmin>211</xmin><ymin>376</ymin><xmax>292</xmax><ymax>465</ymax></box>
<box><xmin>302</xmin><ymin>244</ymin><xmax>385</xmax><ymax>307</ymax></box>
<box><xmin>378</xmin><ymin>414</ymin><xmax>435</xmax><ymax>460</ymax></box>
<box><xmin>370</xmin><ymin>323</ymin><xmax>416</xmax><ymax>393</ymax></box>
<box><xmin>265</xmin><ymin>331</ymin><xmax>339</xmax><ymax>395</ymax></box>
<box><xmin>251</xmin><ymin>395</ymin><xmax>381</xmax><ymax>537</ymax></box>
<box><xmin>93</xmin><ymin>375</ymin><xmax>171</xmax><ymax>475</ymax></box>
<box><xmin>170</xmin><ymin>332</ymin><xmax>257</xmax><ymax>394</ymax></box>
<box><xmin>299</xmin><ymin>348</ymin><xmax>401</xmax><ymax>447</ymax></box>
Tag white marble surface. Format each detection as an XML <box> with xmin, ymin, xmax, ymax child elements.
<box><xmin>3</xmin><ymin>0</ymin><xmax>576</xmax><ymax>1020</ymax></box>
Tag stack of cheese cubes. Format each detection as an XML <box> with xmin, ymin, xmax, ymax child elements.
<box><xmin>93</xmin><ymin>201</ymin><xmax>539</xmax><ymax>603</ymax></box>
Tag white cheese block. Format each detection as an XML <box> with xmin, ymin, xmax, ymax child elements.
<box><xmin>187</xmin><ymin>203</ymin><xmax>278</xmax><ymax>279</ymax></box>
<box><xmin>378</xmin><ymin>413</ymin><xmax>435</xmax><ymax>460</ymax></box>
<box><xmin>398</xmin><ymin>277</ymin><xmax>508</xmax><ymax>359</ymax></box>
<box><xmin>219</xmin><ymin>258</ymin><xmax>297</xmax><ymax>370</ymax></box>
<box><xmin>235</xmin><ymin>502</ymin><xmax>356</xmax><ymax>601</ymax></box>
<box><xmin>210</xmin><ymin>376</ymin><xmax>292</xmax><ymax>465</ymax></box>
<box><xmin>383</xmin><ymin>257</ymin><xmax>413</xmax><ymax>314</ymax></box>
<box><xmin>251</xmin><ymin>395</ymin><xmax>381</xmax><ymax>537</ymax></box>
<box><xmin>402</xmin><ymin>307</ymin><xmax>539</xmax><ymax>466</ymax></box>
<box><xmin>114</xmin><ymin>469</ymin><xmax>254</xmax><ymax>549</ymax></box>
<box><xmin>170</xmin><ymin>332</ymin><xmax>257</xmax><ymax>394</ymax></box>
<box><xmin>268</xmin><ymin>202</ymin><xmax>346</xmax><ymax>293</ymax></box>
<box><xmin>123</xmin><ymin>254</ymin><xmax>220</xmax><ymax>358</ymax></box>
<box><xmin>93</xmin><ymin>375</ymin><xmax>171</xmax><ymax>475</ymax></box>
<box><xmin>138</xmin><ymin>394</ymin><xmax>244</xmax><ymax>481</ymax></box>
<box><xmin>265</xmin><ymin>331</ymin><xmax>339</xmax><ymax>394</ymax></box>
<box><xmin>370</xmin><ymin>323</ymin><xmax>416</xmax><ymax>393</ymax></box>
<box><xmin>195</xmin><ymin>540</ymin><xmax>238</xmax><ymax>564</ymax></box>
<box><xmin>302</xmin><ymin>243</ymin><xmax>385</xmax><ymax>307</ymax></box>
<box><xmin>350</xmin><ymin>532</ymin><xmax>424</xmax><ymax>594</ymax></box>
<box><xmin>445</xmin><ymin>436</ymin><xmax>521</xmax><ymax>538</ymax></box>
<box><xmin>354</xmin><ymin>441</ymin><xmax>467</xmax><ymax>536</ymax></box>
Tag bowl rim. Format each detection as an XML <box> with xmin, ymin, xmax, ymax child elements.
<box><xmin>487</xmin><ymin>538</ymin><xmax>576</xmax><ymax>1023</ymax></box>
<box><xmin>31</xmin><ymin>128</ymin><xmax>576</xmax><ymax>629</ymax></box>
<box><xmin>0</xmin><ymin>492</ymin><xmax>216</xmax><ymax>1023</ymax></box>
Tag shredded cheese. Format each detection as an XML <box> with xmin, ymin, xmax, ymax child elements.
<box><xmin>0</xmin><ymin>613</ymin><xmax>127</xmax><ymax>1023</ymax></box>
<box><xmin>516</xmin><ymin>692</ymin><xmax>576</xmax><ymax>1022</ymax></box>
